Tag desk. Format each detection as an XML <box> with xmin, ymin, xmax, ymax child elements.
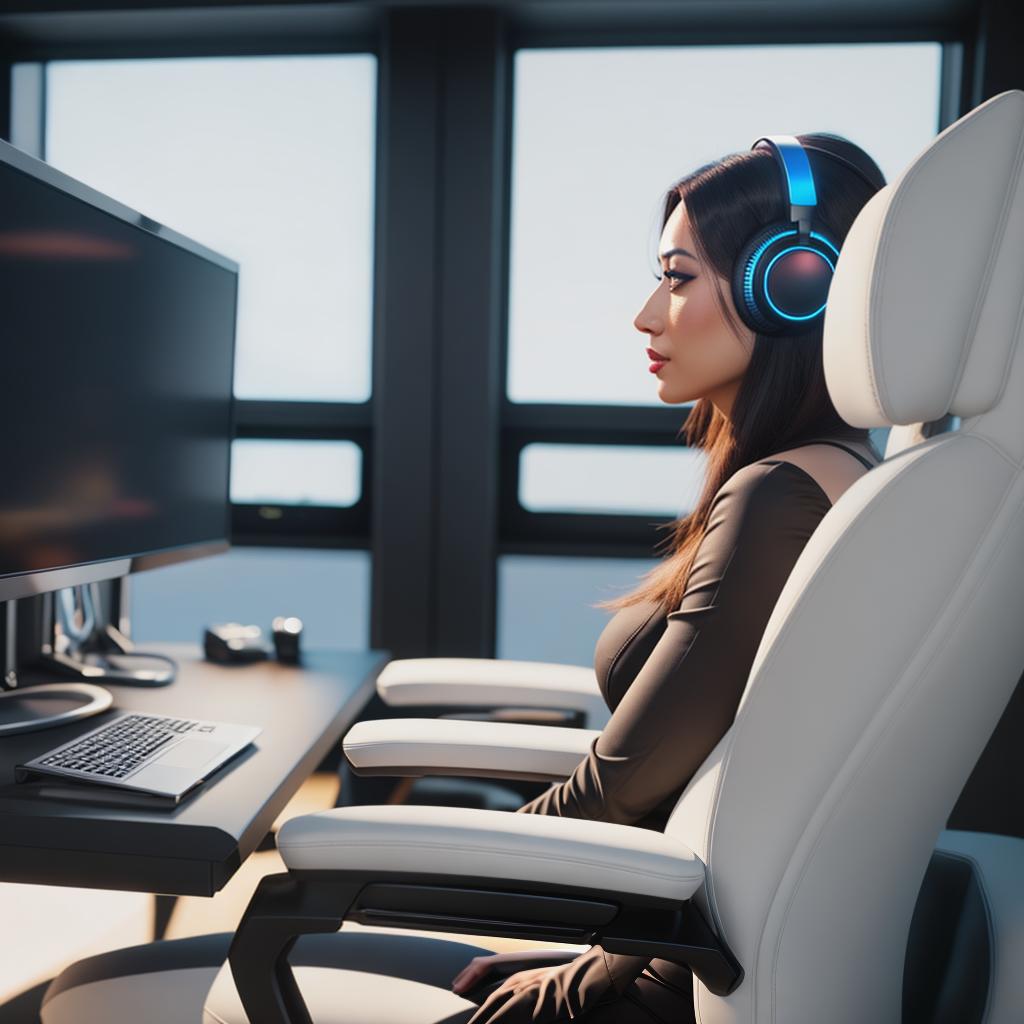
<box><xmin>0</xmin><ymin>643</ymin><xmax>388</xmax><ymax>897</ymax></box>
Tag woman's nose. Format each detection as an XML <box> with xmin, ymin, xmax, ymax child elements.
<box><xmin>634</xmin><ymin>292</ymin><xmax>662</xmax><ymax>336</ymax></box>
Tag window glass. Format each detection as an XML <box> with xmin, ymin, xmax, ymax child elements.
<box><xmin>129</xmin><ymin>547</ymin><xmax>370</xmax><ymax>651</ymax></box>
<box><xmin>231</xmin><ymin>440</ymin><xmax>361</xmax><ymax>507</ymax></box>
<box><xmin>520</xmin><ymin>442</ymin><xmax>705</xmax><ymax>516</ymax></box>
<box><xmin>497</xmin><ymin>554</ymin><xmax>658</xmax><ymax>664</ymax></box>
<box><xmin>44</xmin><ymin>54</ymin><xmax>377</xmax><ymax>402</ymax></box>
<box><xmin>507</xmin><ymin>42</ymin><xmax>942</xmax><ymax>405</ymax></box>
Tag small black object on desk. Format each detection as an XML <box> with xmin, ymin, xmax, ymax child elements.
<box><xmin>203</xmin><ymin>623</ymin><xmax>270</xmax><ymax>665</ymax></box>
<box><xmin>272</xmin><ymin>616</ymin><xmax>303</xmax><ymax>664</ymax></box>
<box><xmin>203</xmin><ymin>618</ymin><xmax>304</xmax><ymax>666</ymax></box>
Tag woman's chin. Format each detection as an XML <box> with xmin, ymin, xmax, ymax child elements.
<box><xmin>654</xmin><ymin>379</ymin><xmax>690</xmax><ymax>404</ymax></box>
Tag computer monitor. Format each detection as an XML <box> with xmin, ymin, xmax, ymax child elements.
<box><xmin>0</xmin><ymin>137</ymin><xmax>238</xmax><ymax>731</ymax></box>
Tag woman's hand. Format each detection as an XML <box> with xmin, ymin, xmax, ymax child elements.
<box><xmin>465</xmin><ymin>965</ymin><xmax>562</xmax><ymax>1022</ymax></box>
<box><xmin>461</xmin><ymin>947</ymin><xmax>621</xmax><ymax>1024</ymax></box>
<box><xmin>451</xmin><ymin>950</ymin><xmax>575</xmax><ymax>995</ymax></box>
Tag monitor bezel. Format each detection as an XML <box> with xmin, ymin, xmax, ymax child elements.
<box><xmin>0</xmin><ymin>135</ymin><xmax>239</xmax><ymax>602</ymax></box>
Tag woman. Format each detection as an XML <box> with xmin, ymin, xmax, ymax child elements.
<box><xmin>448</xmin><ymin>131</ymin><xmax>888</xmax><ymax>1023</ymax></box>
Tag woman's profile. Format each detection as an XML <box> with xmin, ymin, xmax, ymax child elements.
<box><xmin>447</xmin><ymin>130</ymin><xmax>888</xmax><ymax>1023</ymax></box>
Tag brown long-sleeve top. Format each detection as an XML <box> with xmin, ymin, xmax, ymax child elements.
<box><xmin>468</xmin><ymin>441</ymin><xmax>876</xmax><ymax>1023</ymax></box>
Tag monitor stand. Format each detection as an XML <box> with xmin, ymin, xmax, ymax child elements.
<box><xmin>0</xmin><ymin>599</ymin><xmax>113</xmax><ymax>736</ymax></box>
<box><xmin>38</xmin><ymin>583</ymin><xmax>177</xmax><ymax>688</ymax></box>
<box><xmin>0</xmin><ymin>681</ymin><xmax>113</xmax><ymax>736</ymax></box>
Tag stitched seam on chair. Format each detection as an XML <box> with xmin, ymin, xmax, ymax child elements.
<box><xmin>983</xmin><ymin>272</ymin><xmax>1024</xmax><ymax>424</ymax></box>
<box><xmin>281</xmin><ymin>839</ymin><xmax>701</xmax><ymax>885</ymax></box>
<box><xmin>961</xmin><ymin>429</ymin><xmax>1024</xmax><ymax>472</ymax></box>
<box><xmin>696</xmin><ymin>455</ymin><xmax>888</xmax><ymax>941</ymax></box>
<box><xmin>868</xmin><ymin>93</ymin><xmax>1019</xmax><ymax>421</ymax></box>
<box><xmin>765</xmin><ymin>469</ymin><xmax>1021</xmax><ymax>1023</ymax></box>
<box><xmin>945</xmin><ymin>106</ymin><xmax>1024</xmax><ymax>409</ymax></box>
<box><xmin>868</xmin><ymin>95</ymin><xmax>970</xmax><ymax>415</ymax></box>
<box><xmin>203</xmin><ymin>1005</ymin><xmax>230</xmax><ymax>1024</ymax></box>
<box><xmin>697</xmin><ymin>437</ymin><xmax>998</xmax><ymax>1012</ymax></box>
<box><xmin>863</xmin><ymin>188</ymin><xmax>891</xmax><ymax>419</ymax></box>
<box><xmin>692</xmin><ymin>461</ymin><xmax>846</xmax><ymax>957</ymax></box>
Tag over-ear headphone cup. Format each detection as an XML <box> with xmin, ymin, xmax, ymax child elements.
<box><xmin>731</xmin><ymin>223</ymin><xmax>837</xmax><ymax>336</ymax></box>
<box><xmin>731</xmin><ymin>222</ymin><xmax>797</xmax><ymax>335</ymax></box>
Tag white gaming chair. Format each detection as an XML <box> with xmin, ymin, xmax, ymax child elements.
<box><xmin>40</xmin><ymin>88</ymin><xmax>1024</xmax><ymax>1024</ymax></box>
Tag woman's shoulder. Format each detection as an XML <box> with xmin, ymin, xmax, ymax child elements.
<box><xmin>707</xmin><ymin>458</ymin><xmax>833</xmax><ymax>535</ymax></box>
<box><xmin>716</xmin><ymin>456</ymin><xmax>831</xmax><ymax>504</ymax></box>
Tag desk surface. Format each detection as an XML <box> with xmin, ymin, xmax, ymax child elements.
<box><xmin>0</xmin><ymin>643</ymin><xmax>388</xmax><ymax>896</ymax></box>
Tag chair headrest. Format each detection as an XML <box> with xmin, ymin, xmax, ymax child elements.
<box><xmin>823</xmin><ymin>89</ymin><xmax>1024</xmax><ymax>433</ymax></box>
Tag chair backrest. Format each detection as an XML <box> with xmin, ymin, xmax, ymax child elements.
<box><xmin>664</xmin><ymin>89</ymin><xmax>1024</xmax><ymax>1024</ymax></box>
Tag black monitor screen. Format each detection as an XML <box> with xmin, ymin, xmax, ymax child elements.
<box><xmin>0</xmin><ymin>149</ymin><xmax>237</xmax><ymax>592</ymax></box>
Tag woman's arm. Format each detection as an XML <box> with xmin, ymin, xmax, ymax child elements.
<box><xmin>516</xmin><ymin>459</ymin><xmax>832</xmax><ymax>827</ymax></box>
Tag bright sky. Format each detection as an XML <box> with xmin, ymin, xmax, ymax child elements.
<box><xmin>507</xmin><ymin>42</ymin><xmax>943</xmax><ymax>406</ymax></box>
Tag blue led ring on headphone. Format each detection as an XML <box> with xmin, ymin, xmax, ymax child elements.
<box><xmin>730</xmin><ymin>134</ymin><xmax>842</xmax><ymax>337</ymax></box>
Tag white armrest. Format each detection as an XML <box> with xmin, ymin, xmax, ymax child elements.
<box><xmin>276</xmin><ymin>804</ymin><xmax>704</xmax><ymax>902</ymax></box>
<box><xmin>343</xmin><ymin>717</ymin><xmax>599</xmax><ymax>781</ymax></box>
<box><xmin>377</xmin><ymin>658</ymin><xmax>609</xmax><ymax>728</ymax></box>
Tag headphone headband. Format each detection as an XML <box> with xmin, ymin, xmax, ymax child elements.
<box><xmin>731</xmin><ymin>132</ymin><xmax>884</xmax><ymax>336</ymax></box>
<box><xmin>752</xmin><ymin>135</ymin><xmax>816</xmax><ymax>234</ymax></box>
<box><xmin>754</xmin><ymin>134</ymin><xmax>885</xmax><ymax>203</ymax></box>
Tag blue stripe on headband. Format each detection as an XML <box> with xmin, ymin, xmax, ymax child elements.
<box><xmin>754</xmin><ymin>135</ymin><xmax>817</xmax><ymax>208</ymax></box>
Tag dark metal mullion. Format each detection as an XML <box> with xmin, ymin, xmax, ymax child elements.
<box><xmin>369</xmin><ymin>9</ymin><xmax>444</xmax><ymax>660</ymax></box>
<box><xmin>506</xmin><ymin>10</ymin><xmax>965</xmax><ymax>49</ymax></box>
<box><xmin>233</xmin><ymin>400</ymin><xmax>372</xmax><ymax>439</ymax></box>
<box><xmin>967</xmin><ymin>0</ymin><xmax>1024</xmax><ymax>106</ymax></box>
<box><xmin>938</xmin><ymin>40</ymin><xmax>966</xmax><ymax>131</ymax></box>
<box><xmin>502</xmin><ymin>401</ymin><xmax>690</xmax><ymax>438</ymax></box>
<box><xmin>432</xmin><ymin>8</ymin><xmax>508</xmax><ymax>658</ymax></box>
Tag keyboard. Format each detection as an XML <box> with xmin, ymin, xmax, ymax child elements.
<box><xmin>35</xmin><ymin>713</ymin><xmax>201</xmax><ymax>778</ymax></box>
<box><xmin>16</xmin><ymin>710</ymin><xmax>262</xmax><ymax>802</ymax></box>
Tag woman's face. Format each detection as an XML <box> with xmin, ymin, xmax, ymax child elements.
<box><xmin>634</xmin><ymin>199</ymin><xmax>755</xmax><ymax>416</ymax></box>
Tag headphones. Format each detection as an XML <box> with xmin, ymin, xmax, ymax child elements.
<box><xmin>729</xmin><ymin>134</ymin><xmax>882</xmax><ymax>337</ymax></box>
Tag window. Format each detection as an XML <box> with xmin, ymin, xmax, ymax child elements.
<box><xmin>35</xmin><ymin>53</ymin><xmax>378</xmax><ymax>640</ymax></box>
<box><xmin>231</xmin><ymin>440</ymin><xmax>361</xmax><ymax>507</ymax></box>
<box><xmin>506</xmin><ymin>42</ymin><xmax>943</xmax><ymax>406</ymax></box>
<box><xmin>498</xmin><ymin>41</ymin><xmax>944</xmax><ymax>657</ymax></box>
<box><xmin>129</xmin><ymin>547</ymin><xmax>371</xmax><ymax>651</ymax></box>
<box><xmin>497</xmin><ymin>554</ymin><xmax>658</xmax><ymax>663</ymax></box>
<box><xmin>520</xmin><ymin>442</ymin><xmax>705</xmax><ymax>516</ymax></box>
<box><xmin>44</xmin><ymin>54</ymin><xmax>377</xmax><ymax>403</ymax></box>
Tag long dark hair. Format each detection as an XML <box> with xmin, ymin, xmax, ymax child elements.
<box><xmin>595</xmin><ymin>132</ymin><xmax>886</xmax><ymax>615</ymax></box>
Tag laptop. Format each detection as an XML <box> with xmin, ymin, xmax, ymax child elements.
<box><xmin>15</xmin><ymin>710</ymin><xmax>262</xmax><ymax>803</ymax></box>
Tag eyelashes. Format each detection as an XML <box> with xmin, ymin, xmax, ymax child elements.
<box><xmin>664</xmin><ymin>271</ymin><xmax>694</xmax><ymax>293</ymax></box>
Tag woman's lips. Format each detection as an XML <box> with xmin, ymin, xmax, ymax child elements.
<box><xmin>646</xmin><ymin>348</ymin><xmax>670</xmax><ymax>374</ymax></box>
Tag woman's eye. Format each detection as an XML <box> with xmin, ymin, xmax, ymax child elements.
<box><xmin>665</xmin><ymin>271</ymin><xmax>694</xmax><ymax>292</ymax></box>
